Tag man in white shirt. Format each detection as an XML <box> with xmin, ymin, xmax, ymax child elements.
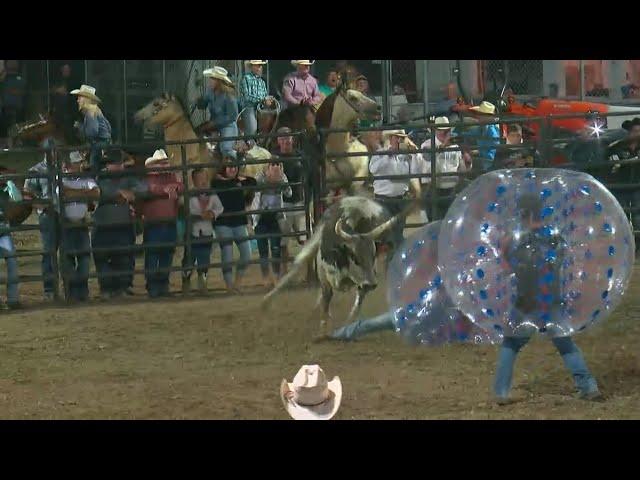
<box><xmin>369</xmin><ymin>130</ymin><xmax>413</xmax><ymax>254</ymax></box>
<box><xmin>59</xmin><ymin>150</ymin><xmax>100</xmax><ymax>302</ymax></box>
<box><xmin>413</xmin><ymin>116</ymin><xmax>467</xmax><ymax>219</ymax></box>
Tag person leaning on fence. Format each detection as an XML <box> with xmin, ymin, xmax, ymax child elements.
<box><xmin>369</xmin><ymin>130</ymin><xmax>413</xmax><ymax>254</ymax></box>
<box><xmin>23</xmin><ymin>150</ymin><xmax>57</xmax><ymax>300</ymax></box>
<box><xmin>92</xmin><ymin>149</ymin><xmax>145</xmax><ymax>299</ymax></box>
<box><xmin>465</xmin><ymin>101</ymin><xmax>501</xmax><ymax>171</ymax></box>
<box><xmin>282</xmin><ymin>61</ymin><xmax>322</xmax><ymax>111</ymax></box>
<box><xmin>412</xmin><ymin>116</ymin><xmax>468</xmax><ymax>219</ymax></box>
<box><xmin>252</xmin><ymin>159</ymin><xmax>292</xmax><ymax>288</ymax></box>
<box><xmin>182</xmin><ymin>168</ymin><xmax>224</xmax><ymax>295</ymax></box>
<box><xmin>196</xmin><ymin>67</ymin><xmax>239</xmax><ymax>159</ymax></box>
<box><xmin>141</xmin><ymin>149</ymin><xmax>184</xmax><ymax>298</ymax></box>
<box><xmin>59</xmin><ymin>150</ymin><xmax>100</xmax><ymax>303</ymax></box>
<box><xmin>0</xmin><ymin>180</ymin><xmax>21</xmax><ymax>309</ymax></box>
<box><xmin>240</xmin><ymin>60</ymin><xmax>271</xmax><ymax>137</ymax></box>
<box><xmin>494</xmin><ymin>124</ymin><xmax>539</xmax><ymax>169</ymax></box>
<box><xmin>211</xmin><ymin>158</ymin><xmax>257</xmax><ymax>293</ymax></box>
<box><xmin>70</xmin><ymin>85</ymin><xmax>112</xmax><ymax>174</ymax></box>
<box><xmin>270</xmin><ymin>127</ymin><xmax>307</xmax><ymax>274</ymax></box>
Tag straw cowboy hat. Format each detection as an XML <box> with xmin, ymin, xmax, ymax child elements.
<box><xmin>70</xmin><ymin>84</ymin><xmax>101</xmax><ymax>103</ymax></box>
<box><xmin>203</xmin><ymin>66</ymin><xmax>233</xmax><ymax>86</ymax></box>
<box><xmin>383</xmin><ymin>129</ymin><xmax>409</xmax><ymax>138</ymax></box>
<box><xmin>434</xmin><ymin>116</ymin><xmax>452</xmax><ymax>130</ymax></box>
<box><xmin>245</xmin><ymin>60</ymin><xmax>268</xmax><ymax>66</ymax></box>
<box><xmin>469</xmin><ymin>101</ymin><xmax>497</xmax><ymax>115</ymax></box>
<box><xmin>280</xmin><ymin>365</ymin><xmax>342</xmax><ymax>420</ymax></box>
<box><xmin>291</xmin><ymin>60</ymin><xmax>315</xmax><ymax>66</ymax></box>
<box><xmin>145</xmin><ymin>149</ymin><xmax>170</xmax><ymax>166</ymax></box>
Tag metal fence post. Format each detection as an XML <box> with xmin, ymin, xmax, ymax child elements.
<box><xmin>180</xmin><ymin>144</ymin><xmax>192</xmax><ymax>288</ymax></box>
<box><xmin>48</xmin><ymin>145</ymin><xmax>61</xmax><ymax>300</ymax></box>
<box><xmin>55</xmin><ymin>148</ymin><xmax>67</xmax><ymax>300</ymax></box>
<box><xmin>422</xmin><ymin>60</ymin><xmax>429</xmax><ymax>122</ymax></box>
<box><xmin>429</xmin><ymin>124</ymin><xmax>438</xmax><ymax>221</ymax></box>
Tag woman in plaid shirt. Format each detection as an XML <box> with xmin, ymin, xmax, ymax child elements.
<box><xmin>240</xmin><ymin>60</ymin><xmax>272</xmax><ymax>136</ymax></box>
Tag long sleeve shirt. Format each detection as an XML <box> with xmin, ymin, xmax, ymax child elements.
<box><xmin>190</xmin><ymin>194</ymin><xmax>224</xmax><ymax>237</ymax></box>
<box><xmin>477</xmin><ymin>123</ymin><xmax>501</xmax><ymax>168</ymax></box>
<box><xmin>141</xmin><ymin>173</ymin><xmax>184</xmax><ymax>221</ymax></box>
<box><xmin>369</xmin><ymin>148</ymin><xmax>411</xmax><ymax>197</ymax></box>
<box><xmin>202</xmin><ymin>90</ymin><xmax>239</xmax><ymax>130</ymax></box>
<box><xmin>281</xmin><ymin>73</ymin><xmax>322</xmax><ymax>109</ymax></box>
<box><xmin>94</xmin><ymin>176</ymin><xmax>146</xmax><ymax>227</ymax></box>
<box><xmin>81</xmin><ymin>110</ymin><xmax>112</xmax><ymax>142</ymax></box>
<box><xmin>413</xmin><ymin>137</ymin><xmax>464</xmax><ymax>189</ymax></box>
<box><xmin>252</xmin><ymin>169</ymin><xmax>292</xmax><ymax>225</ymax></box>
<box><xmin>240</xmin><ymin>72</ymin><xmax>268</xmax><ymax>108</ymax></box>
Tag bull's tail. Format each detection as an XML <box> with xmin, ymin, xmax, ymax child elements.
<box><xmin>262</xmin><ymin>223</ymin><xmax>325</xmax><ymax>308</ymax></box>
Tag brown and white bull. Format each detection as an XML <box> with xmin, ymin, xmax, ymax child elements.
<box><xmin>263</xmin><ymin>196</ymin><xmax>415</xmax><ymax>333</ymax></box>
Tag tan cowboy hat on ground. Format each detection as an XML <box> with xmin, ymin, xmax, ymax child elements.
<box><xmin>434</xmin><ymin>116</ymin><xmax>452</xmax><ymax>130</ymax></box>
<box><xmin>70</xmin><ymin>85</ymin><xmax>101</xmax><ymax>103</ymax></box>
<box><xmin>291</xmin><ymin>60</ymin><xmax>315</xmax><ymax>66</ymax></box>
<box><xmin>245</xmin><ymin>60</ymin><xmax>268</xmax><ymax>66</ymax></box>
<box><xmin>469</xmin><ymin>101</ymin><xmax>496</xmax><ymax>115</ymax></box>
<box><xmin>383</xmin><ymin>129</ymin><xmax>409</xmax><ymax>138</ymax></box>
<box><xmin>280</xmin><ymin>365</ymin><xmax>342</xmax><ymax>420</ymax></box>
<box><xmin>203</xmin><ymin>66</ymin><xmax>233</xmax><ymax>86</ymax></box>
<box><xmin>145</xmin><ymin>149</ymin><xmax>170</xmax><ymax>166</ymax></box>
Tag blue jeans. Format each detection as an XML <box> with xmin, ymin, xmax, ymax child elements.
<box><xmin>182</xmin><ymin>235</ymin><xmax>213</xmax><ymax>277</ymax></box>
<box><xmin>60</xmin><ymin>225</ymin><xmax>91</xmax><ymax>301</ymax></box>
<box><xmin>89</xmin><ymin>140</ymin><xmax>111</xmax><ymax>174</ymax></box>
<box><xmin>494</xmin><ymin>336</ymin><xmax>599</xmax><ymax>398</ymax></box>
<box><xmin>219</xmin><ymin>124</ymin><xmax>238</xmax><ymax>159</ymax></box>
<box><xmin>255</xmin><ymin>218</ymin><xmax>282</xmax><ymax>277</ymax></box>
<box><xmin>331</xmin><ymin>313</ymin><xmax>394</xmax><ymax>341</ymax></box>
<box><xmin>39</xmin><ymin>212</ymin><xmax>57</xmax><ymax>295</ymax></box>
<box><xmin>241</xmin><ymin>106</ymin><xmax>258</xmax><ymax>136</ymax></box>
<box><xmin>92</xmin><ymin>225</ymin><xmax>135</xmax><ymax>294</ymax></box>
<box><xmin>0</xmin><ymin>235</ymin><xmax>19</xmax><ymax>304</ymax></box>
<box><xmin>214</xmin><ymin>225</ymin><xmax>251</xmax><ymax>287</ymax></box>
<box><xmin>144</xmin><ymin>223</ymin><xmax>177</xmax><ymax>297</ymax></box>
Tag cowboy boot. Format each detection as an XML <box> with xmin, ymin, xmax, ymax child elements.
<box><xmin>197</xmin><ymin>272</ymin><xmax>208</xmax><ymax>294</ymax></box>
<box><xmin>182</xmin><ymin>274</ymin><xmax>191</xmax><ymax>294</ymax></box>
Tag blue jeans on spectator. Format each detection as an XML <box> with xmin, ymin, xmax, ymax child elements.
<box><xmin>331</xmin><ymin>313</ymin><xmax>394</xmax><ymax>341</ymax></box>
<box><xmin>60</xmin><ymin>225</ymin><xmax>91</xmax><ymax>301</ymax></box>
<box><xmin>39</xmin><ymin>211</ymin><xmax>57</xmax><ymax>296</ymax></box>
<box><xmin>144</xmin><ymin>222</ymin><xmax>177</xmax><ymax>298</ymax></box>
<box><xmin>219</xmin><ymin>124</ymin><xmax>238</xmax><ymax>159</ymax></box>
<box><xmin>494</xmin><ymin>335</ymin><xmax>599</xmax><ymax>399</ymax></box>
<box><xmin>0</xmin><ymin>235</ymin><xmax>19</xmax><ymax>304</ymax></box>
<box><xmin>89</xmin><ymin>140</ymin><xmax>111</xmax><ymax>174</ymax></box>
<box><xmin>182</xmin><ymin>235</ymin><xmax>213</xmax><ymax>277</ymax></box>
<box><xmin>214</xmin><ymin>225</ymin><xmax>251</xmax><ymax>288</ymax></box>
<box><xmin>241</xmin><ymin>106</ymin><xmax>258</xmax><ymax>136</ymax></box>
<box><xmin>255</xmin><ymin>218</ymin><xmax>282</xmax><ymax>278</ymax></box>
<box><xmin>92</xmin><ymin>225</ymin><xmax>135</xmax><ymax>295</ymax></box>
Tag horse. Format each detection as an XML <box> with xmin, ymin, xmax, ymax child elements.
<box><xmin>0</xmin><ymin>166</ymin><xmax>33</xmax><ymax>226</ymax></box>
<box><xmin>9</xmin><ymin>115</ymin><xmax>69</xmax><ymax>147</ymax></box>
<box><xmin>133</xmin><ymin>93</ymin><xmax>214</xmax><ymax>180</ymax></box>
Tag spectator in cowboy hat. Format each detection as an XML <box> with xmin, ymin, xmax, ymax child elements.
<box><xmin>141</xmin><ymin>149</ymin><xmax>184</xmax><ymax>298</ymax></box>
<box><xmin>413</xmin><ymin>116</ymin><xmax>467</xmax><ymax>218</ymax></box>
<box><xmin>466</xmin><ymin>100</ymin><xmax>501</xmax><ymax>171</ymax></box>
<box><xmin>70</xmin><ymin>84</ymin><xmax>112</xmax><ymax>174</ymax></box>
<box><xmin>195</xmin><ymin>66</ymin><xmax>239</xmax><ymax>159</ymax></box>
<box><xmin>59</xmin><ymin>150</ymin><xmax>101</xmax><ymax>303</ymax></box>
<box><xmin>240</xmin><ymin>60</ymin><xmax>272</xmax><ymax>137</ymax></box>
<box><xmin>281</xmin><ymin>60</ymin><xmax>322</xmax><ymax>110</ymax></box>
<box><xmin>280</xmin><ymin>365</ymin><xmax>342</xmax><ymax>420</ymax></box>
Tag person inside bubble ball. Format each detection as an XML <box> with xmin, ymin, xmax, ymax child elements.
<box><xmin>494</xmin><ymin>193</ymin><xmax>603</xmax><ymax>404</ymax></box>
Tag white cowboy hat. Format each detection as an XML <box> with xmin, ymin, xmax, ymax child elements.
<box><xmin>245</xmin><ymin>60</ymin><xmax>268</xmax><ymax>66</ymax></box>
<box><xmin>203</xmin><ymin>66</ymin><xmax>233</xmax><ymax>85</ymax></box>
<box><xmin>469</xmin><ymin>101</ymin><xmax>496</xmax><ymax>115</ymax></box>
<box><xmin>245</xmin><ymin>145</ymin><xmax>273</xmax><ymax>161</ymax></box>
<box><xmin>383</xmin><ymin>129</ymin><xmax>409</xmax><ymax>137</ymax></box>
<box><xmin>280</xmin><ymin>365</ymin><xmax>342</xmax><ymax>420</ymax></box>
<box><xmin>291</xmin><ymin>60</ymin><xmax>315</xmax><ymax>66</ymax></box>
<box><xmin>70</xmin><ymin>84</ymin><xmax>101</xmax><ymax>103</ymax></box>
<box><xmin>434</xmin><ymin>116</ymin><xmax>452</xmax><ymax>130</ymax></box>
<box><xmin>67</xmin><ymin>151</ymin><xmax>84</xmax><ymax>164</ymax></box>
<box><xmin>145</xmin><ymin>149</ymin><xmax>170</xmax><ymax>166</ymax></box>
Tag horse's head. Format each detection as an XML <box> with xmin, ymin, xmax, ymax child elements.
<box><xmin>134</xmin><ymin>93</ymin><xmax>186</xmax><ymax>127</ymax></box>
<box><xmin>10</xmin><ymin>115</ymin><xmax>56</xmax><ymax>145</ymax></box>
<box><xmin>332</xmin><ymin>82</ymin><xmax>381</xmax><ymax>127</ymax></box>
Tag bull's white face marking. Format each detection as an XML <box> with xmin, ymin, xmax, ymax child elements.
<box><xmin>339</xmin><ymin>197</ymin><xmax>385</xmax><ymax>228</ymax></box>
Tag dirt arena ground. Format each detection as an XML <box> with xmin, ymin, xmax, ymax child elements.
<box><xmin>1</xmin><ymin>221</ymin><xmax>639</xmax><ymax>419</ymax></box>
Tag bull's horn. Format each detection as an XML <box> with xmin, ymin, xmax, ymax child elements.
<box><xmin>361</xmin><ymin>216</ymin><xmax>397</xmax><ymax>240</ymax></box>
<box><xmin>335</xmin><ymin>217</ymin><xmax>355</xmax><ymax>242</ymax></box>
